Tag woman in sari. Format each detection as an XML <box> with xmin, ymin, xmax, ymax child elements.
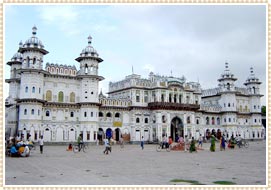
<box><xmin>189</xmin><ymin>137</ymin><xmax>197</xmax><ymax>153</ymax></box>
<box><xmin>210</xmin><ymin>135</ymin><xmax>216</xmax><ymax>152</ymax></box>
<box><xmin>220</xmin><ymin>135</ymin><xmax>226</xmax><ymax>151</ymax></box>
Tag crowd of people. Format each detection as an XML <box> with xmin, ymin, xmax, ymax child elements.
<box><xmin>6</xmin><ymin>134</ymin><xmax>44</xmax><ymax>157</ymax></box>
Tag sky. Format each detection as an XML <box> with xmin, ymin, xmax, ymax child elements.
<box><xmin>4</xmin><ymin>4</ymin><xmax>267</xmax><ymax>105</ymax></box>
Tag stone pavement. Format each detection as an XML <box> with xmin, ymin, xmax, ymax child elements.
<box><xmin>5</xmin><ymin>140</ymin><xmax>266</xmax><ymax>186</ymax></box>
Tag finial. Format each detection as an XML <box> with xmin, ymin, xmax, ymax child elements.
<box><xmin>19</xmin><ymin>41</ymin><xmax>23</xmax><ymax>48</ymax></box>
<box><xmin>88</xmin><ymin>35</ymin><xmax>92</xmax><ymax>45</ymax></box>
<box><xmin>250</xmin><ymin>67</ymin><xmax>254</xmax><ymax>74</ymax></box>
<box><xmin>32</xmin><ymin>25</ymin><xmax>37</xmax><ymax>36</ymax></box>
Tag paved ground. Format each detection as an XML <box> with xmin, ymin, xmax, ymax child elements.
<box><xmin>5</xmin><ymin>140</ymin><xmax>266</xmax><ymax>186</ymax></box>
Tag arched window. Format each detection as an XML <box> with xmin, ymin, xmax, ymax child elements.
<box><xmin>46</xmin><ymin>110</ymin><xmax>50</xmax><ymax>117</ymax></box>
<box><xmin>228</xmin><ymin>103</ymin><xmax>231</xmax><ymax>107</ymax></box>
<box><xmin>24</xmin><ymin>109</ymin><xmax>27</xmax><ymax>115</ymax></box>
<box><xmin>253</xmin><ymin>87</ymin><xmax>256</xmax><ymax>94</ymax></box>
<box><xmin>187</xmin><ymin>116</ymin><xmax>191</xmax><ymax>124</ymax></box>
<box><xmin>85</xmin><ymin>64</ymin><xmax>88</xmax><ymax>74</ymax></box>
<box><xmin>217</xmin><ymin>117</ymin><xmax>220</xmax><ymax>125</ymax></box>
<box><xmin>179</xmin><ymin>95</ymin><xmax>182</xmax><ymax>103</ymax></box>
<box><xmin>206</xmin><ymin>117</ymin><xmax>209</xmax><ymax>125</ymax></box>
<box><xmin>58</xmin><ymin>91</ymin><xmax>64</xmax><ymax>102</ymax></box>
<box><xmin>70</xmin><ymin>92</ymin><xmax>75</xmax><ymax>102</ymax></box>
<box><xmin>169</xmin><ymin>94</ymin><xmax>172</xmax><ymax>103</ymax></box>
<box><xmin>106</xmin><ymin>112</ymin><xmax>112</xmax><ymax>117</ymax></box>
<box><xmin>70</xmin><ymin>112</ymin><xmax>74</xmax><ymax>117</ymax></box>
<box><xmin>31</xmin><ymin>109</ymin><xmax>34</xmax><ymax>115</ymax></box>
<box><xmin>196</xmin><ymin>118</ymin><xmax>199</xmax><ymax>125</ymax></box>
<box><xmin>115</xmin><ymin>113</ymin><xmax>120</xmax><ymax>118</ymax></box>
<box><xmin>26</xmin><ymin>56</ymin><xmax>30</xmax><ymax>67</ymax></box>
<box><xmin>32</xmin><ymin>86</ymin><xmax>35</xmax><ymax>93</ymax></box>
<box><xmin>136</xmin><ymin>118</ymin><xmax>140</xmax><ymax>123</ymax></box>
<box><xmin>211</xmin><ymin>117</ymin><xmax>215</xmax><ymax>125</ymax></box>
<box><xmin>33</xmin><ymin>57</ymin><xmax>36</xmax><ymax>65</ymax></box>
<box><xmin>25</xmin><ymin>86</ymin><xmax>28</xmax><ymax>93</ymax></box>
<box><xmin>145</xmin><ymin>118</ymin><xmax>148</xmax><ymax>123</ymax></box>
<box><xmin>99</xmin><ymin>112</ymin><xmax>103</xmax><ymax>117</ymax></box>
<box><xmin>84</xmin><ymin>112</ymin><xmax>87</xmax><ymax>117</ymax></box>
<box><xmin>46</xmin><ymin>90</ymin><xmax>52</xmax><ymax>101</ymax></box>
<box><xmin>162</xmin><ymin>115</ymin><xmax>166</xmax><ymax>123</ymax></box>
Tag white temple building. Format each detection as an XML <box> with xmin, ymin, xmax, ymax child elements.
<box><xmin>5</xmin><ymin>26</ymin><xmax>265</xmax><ymax>143</ymax></box>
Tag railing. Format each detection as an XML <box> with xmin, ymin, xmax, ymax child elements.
<box><xmin>148</xmin><ymin>102</ymin><xmax>200</xmax><ymax>111</ymax></box>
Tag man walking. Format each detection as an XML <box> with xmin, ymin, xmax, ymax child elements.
<box><xmin>38</xmin><ymin>135</ymin><xmax>44</xmax><ymax>154</ymax></box>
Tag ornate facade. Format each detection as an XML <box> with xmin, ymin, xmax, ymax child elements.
<box><xmin>5</xmin><ymin>26</ymin><xmax>264</xmax><ymax>143</ymax></box>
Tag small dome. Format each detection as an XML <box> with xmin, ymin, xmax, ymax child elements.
<box><xmin>80</xmin><ymin>35</ymin><xmax>99</xmax><ymax>57</ymax></box>
<box><xmin>11</xmin><ymin>52</ymin><xmax>23</xmax><ymax>62</ymax></box>
<box><xmin>246</xmin><ymin>67</ymin><xmax>259</xmax><ymax>83</ymax></box>
<box><xmin>23</xmin><ymin>26</ymin><xmax>44</xmax><ymax>49</ymax></box>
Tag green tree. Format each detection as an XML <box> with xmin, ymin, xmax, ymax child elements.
<box><xmin>261</xmin><ymin>106</ymin><xmax>266</xmax><ymax>116</ymax></box>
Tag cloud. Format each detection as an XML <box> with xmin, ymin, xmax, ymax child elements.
<box><xmin>37</xmin><ymin>6</ymin><xmax>81</xmax><ymax>36</ymax></box>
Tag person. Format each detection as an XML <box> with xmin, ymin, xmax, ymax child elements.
<box><xmin>10</xmin><ymin>144</ymin><xmax>20</xmax><ymax>157</ymax></box>
<box><xmin>168</xmin><ymin>136</ymin><xmax>173</xmax><ymax>146</ymax></box>
<box><xmin>162</xmin><ymin>135</ymin><xmax>168</xmax><ymax>148</ymax></box>
<box><xmin>141</xmin><ymin>136</ymin><xmax>144</xmax><ymax>150</ymax></box>
<box><xmin>103</xmin><ymin>138</ymin><xmax>111</xmax><ymax>154</ymax></box>
<box><xmin>77</xmin><ymin>134</ymin><xmax>83</xmax><ymax>152</ymax></box>
<box><xmin>15</xmin><ymin>135</ymin><xmax>21</xmax><ymax>143</ymax></box>
<box><xmin>220</xmin><ymin>135</ymin><xmax>226</xmax><ymax>151</ymax></box>
<box><xmin>38</xmin><ymin>135</ymin><xmax>44</xmax><ymax>154</ymax></box>
<box><xmin>184</xmin><ymin>135</ymin><xmax>189</xmax><ymax>152</ymax></box>
<box><xmin>189</xmin><ymin>137</ymin><xmax>197</xmax><ymax>153</ymax></box>
<box><xmin>228</xmin><ymin>135</ymin><xmax>235</xmax><ymax>149</ymax></box>
<box><xmin>20</xmin><ymin>145</ymin><xmax>30</xmax><ymax>157</ymax></box>
<box><xmin>67</xmin><ymin>143</ymin><xmax>72</xmax><ymax>151</ymax></box>
<box><xmin>210</xmin><ymin>135</ymin><xmax>216</xmax><ymax>152</ymax></box>
<box><xmin>198</xmin><ymin>134</ymin><xmax>203</xmax><ymax>148</ymax></box>
<box><xmin>236</xmin><ymin>134</ymin><xmax>242</xmax><ymax>148</ymax></box>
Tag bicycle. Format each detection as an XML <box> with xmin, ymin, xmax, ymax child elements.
<box><xmin>237</xmin><ymin>139</ymin><xmax>249</xmax><ymax>148</ymax></box>
<box><xmin>156</xmin><ymin>142</ymin><xmax>170</xmax><ymax>152</ymax></box>
<box><xmin>73</xmin><ymin>142</ymin><xmax>88</xmax><ymax>153</ymax></box>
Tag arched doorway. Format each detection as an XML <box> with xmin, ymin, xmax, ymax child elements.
<box><xmin>115</xmin><ymin>128</ymin><xmax>120</xmax><ymax>141</ymax></box>
<box><xmin>106</xmin><ymin>128</ymin><xmax>112</xmax><ymax>139</ymax></box>
<box><xmin>170</xmin><ymin>117</ymin><xmax>183</xmax><ymax>142</ymax></box>
<box><xmin>98</xmin><ymin>128</ymin><xmax>104</xmax><ymax>142</ymax></box>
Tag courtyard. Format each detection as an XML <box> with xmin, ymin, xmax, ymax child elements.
<box><xmin>5</xmin><ymin>140</ymin><xmax>266</xmax><ymax>186</ymax></box>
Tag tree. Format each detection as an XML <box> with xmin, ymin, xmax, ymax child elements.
<box><xmin>261</xmin><ymin>106</ymin><xmax>266</xmax><ymax>116</ymax></box>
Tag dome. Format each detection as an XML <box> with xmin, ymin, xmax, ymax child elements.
<box><xmin>11</xmin><ymin>52</ymin><xmax>23</xmax><ymax>62</ymax></box>
<box><xmin>79</xmin><ymin>35</ymin><xmax>99</xmax><ymax>57</ymax></box>
<box><xmin>22</xmin><ymin>26</ymin><xmax>45</xmax><ymax>49</ymax></box>
<box><xmin>245</xmin><ymin>67</ymin><xmax>260</xmax><ymax>83</ymax></box>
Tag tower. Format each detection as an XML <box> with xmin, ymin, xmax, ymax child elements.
<box><xmin>17</xmin><ymin>26</ymin><xmax>49</xmax><ymax>139</ymax></box>
<box><xmin>218</xmin><ymin>62</ymin><xmax>237</xmax><ymax>129</ymax></box>
<box><xmin>244</xmin><ymin>67</ymin><xmax>263</xmax><ymax>131</ymax></box>
<box><xmin>75</xmin><ymin>35</ymin><xmax>104</xmax><ymax>141</ymax></box>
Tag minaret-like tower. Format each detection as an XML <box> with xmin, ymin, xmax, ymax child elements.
<box><xmin>244</xmin><ymin>67</ymin><xmax>263</xmax><ymax>129</ymax></box>
<box><xmin>218</xmin><ymin>62</ymin><xmax>237</xmax><ymax>128</ymax></box>
<box><xmin>76</xmin><ymin>35</ymin><xmax>104</xmax><ymax>103</ymax></box>
<box><xmin>75</xmin><ymin>36</ymin><xmax>104</xmax><ymax>141</ymax></box>
<box><xmin>16</xmin><ymin>26</ymin><xmax>49</xmax><ymax>139</ymax></box>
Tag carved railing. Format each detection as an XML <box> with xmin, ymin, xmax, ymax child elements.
<box><xmin>148</xmin><ymin>102</ymin><xmax>200</xmax><ymax>111</ymax></box>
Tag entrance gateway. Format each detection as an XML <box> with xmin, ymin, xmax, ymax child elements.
<box><xmin>170</xmin><ymin>117</ymin><xmax>184</xmax><ymax>142</ymax></box>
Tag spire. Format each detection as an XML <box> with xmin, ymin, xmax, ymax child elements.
<box><xmin>32</xmin><ymin>25</ymin><xmax>37</xmax><ymax>36</ymax></box>
<box><xmin>225</xmin><ymin>62</ymin><xmax>229</xmax><ymax>72</ymax></box>
<box><xmin>88</xmin><ymin>35</ymin><xmax>92</xmax><ymax>45</ymax></box>
<box><xmin>132</xmin><ymin>65</ymin><xmax>134</xmax><ymax>74</ymax></box>
<box><xmin>250</xmin><ymin>67</ymin><xmax>255</xmax><ymax>77</ymax></box>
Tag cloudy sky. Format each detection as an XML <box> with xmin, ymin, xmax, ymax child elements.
<box><xmin>4</xmin><ymin>4</ymin><xmax>267</xmax><ymax>105</ymax></box>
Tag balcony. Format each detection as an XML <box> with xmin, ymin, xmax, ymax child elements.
<box><xmin>148</xmin><ymin>102</ymin><xmax>200</xmax><ymax>111</ymax></box>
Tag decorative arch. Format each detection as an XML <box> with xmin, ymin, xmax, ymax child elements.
<box><xmin>58</xmin><ymin>91</ymin><xmax>64</xmax><ymax>102</ymax></box>
<box><xmin>70</xmin><ymin>92</ymin><xmax>75</xmax><ymax>102</ymax></box>
<box><xmin>46</xmin><ymin>90</ymin><xmax>52</xmax><ymax>101</ymax></box>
